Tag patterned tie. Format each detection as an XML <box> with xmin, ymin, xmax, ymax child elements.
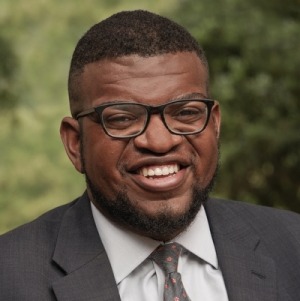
<box><xmin>150</xmin><ymin>242</ymin><xmax>191</xmax><ymax>301</ymax></box>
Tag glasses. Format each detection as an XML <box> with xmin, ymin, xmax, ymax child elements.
<box><xmin>76</xmin><ymin>99</ymin><xmax>215</xmax><ymax>138</ymax></box>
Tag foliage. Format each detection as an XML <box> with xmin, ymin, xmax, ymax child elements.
<box><xmin>0</xmin><ymin>34</ymin><xmax>18</xmax><ymax>111</ymax></box>
<box><xmin>0</xmin><ymin>0</ymin><xmax>179</xmax><ymax>234</ymax></box>
<box><xmin>171</xmin><ymin>0</ymin><xmax>300</xmax><ymax>210</ymax></box>
<box><xmin>0</xmin><ymin>0</ymin><xmax>299</xmax><ymax>234</ymax></box>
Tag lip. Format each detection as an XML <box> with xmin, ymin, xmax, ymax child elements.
<box><xmin>126</xmin><ymin>157</ymin><xmax>191</xmax><ymax>192</ymax></box>
<box><xmin>129</xmin><ymin>168</ymin><xmax>188</xmax><ymax>192</ymax></box>
<box><xmin>138</xmin><ymin>163</ymin><xmax>179</xmax><ymax>177</ymax></box>
<box><xmin>127</xmin><ymin>156</ymin><xmax>190</xmax><ymax>173</ymax></box>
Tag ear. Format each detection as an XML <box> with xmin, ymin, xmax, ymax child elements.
<box><xmin>60</xmin><ymin>117</ymin><xmax>84</xmax><ymax>173</ymax></box>
<box><xmin>211</xmin><ymin>101</ymin><xmax>221</xmax><ymax>139</ymax></box>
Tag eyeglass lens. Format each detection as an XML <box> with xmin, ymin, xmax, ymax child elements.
<box><xmin>164</xmin><ymin>100</ymin><xmax>208</xmax><ymax>134</ymax></box>
<box><xmin>102</xmin><ymin>104</ymin><xmax>147</xmax><ymax>137</ymax></box>
<box><xmin>101</xmin><ymin>100</ymin><xmax>209</xmax><ymax>137</ymax></box>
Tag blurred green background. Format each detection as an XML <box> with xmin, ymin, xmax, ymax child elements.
<box><xmin>1</xmin><ymin>0</ymin><xmax>299</xmax><ymax>234</ymax></box>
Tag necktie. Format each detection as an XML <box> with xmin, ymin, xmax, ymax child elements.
<box><xmin>150</xmin><ymin>242</ymin><xmax>191</xmax><ymax>301</ymax></box>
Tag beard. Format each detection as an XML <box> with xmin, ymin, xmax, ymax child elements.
<box><xmin>85</xmin><ymin>165</ymin><xmax>218</xmax><ymax>241</ymax></box>
<box><xmin>80</xmin><ymin>131</ymin><xmax>219</xmax><ymax>241</ymax></box>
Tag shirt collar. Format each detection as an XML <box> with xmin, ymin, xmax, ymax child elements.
<box><xmin>175</xmin><ymin>206</ymin><xmax>219</xmax><ymax>269</ymax></box>
<box><xmin>91</xmin><ymin>202</ymin><xmax>218</xmax><ymax>284</ymax></box>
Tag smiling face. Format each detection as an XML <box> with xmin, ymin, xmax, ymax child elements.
<box><xmin>61</xmin><ymin>52</ymin><xmax>220</xmax><ymax>241</ymax></box>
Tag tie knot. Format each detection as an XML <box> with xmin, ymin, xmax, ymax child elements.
<box><xmin>150</xmin><ymin>242</ymin><xmax>182</xmax><ymax>275</ymax></box>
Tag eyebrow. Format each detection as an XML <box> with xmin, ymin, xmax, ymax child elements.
<box><xmin>96</xmin><ymin>92</ymin><xmax>210</xmax><ymax>107</ymax></box>
<box><xmin>171</xmin><ymin>92</ymin><xmax>209</xmax><ymax>101</ymax></box>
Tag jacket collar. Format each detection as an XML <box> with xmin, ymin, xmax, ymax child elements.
<box><xmin>205</xmin><ymin>198</ymin><xmax>277</xmax><ymax>301</ymax></box>
<box><xmin>51</xmin><ymin>194</ymin><xmax>277</xmax><ymax>301</ymax></box>
<box><xmin>51</xmin><ymin>192</ymin><xmax>121</xmax><ymax>301</ymax></box>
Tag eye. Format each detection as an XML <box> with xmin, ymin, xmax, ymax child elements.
<box><xmin>104</xmin><ymin>113</ymin><xmax>138</xmax><ymax>129</ymax></box>
<box><xmin>177</xmin><ymin>107</ymin><xmax>201</xmax><ymax>116</ymax></box>
<box><xmin>172</xmin><ymin>106</ymin><xmax>206</xmax><ymax>122</ymax></box>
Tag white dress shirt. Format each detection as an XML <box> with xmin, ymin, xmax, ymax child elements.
<box><xmin>91</xmin><ymin>202</ymin><xmax>229</xmax><ymax>301</ymax></box>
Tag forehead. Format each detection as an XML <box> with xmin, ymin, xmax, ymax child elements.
<box><xmin>78</xmin><ymin>52</ymin><xmax>208</xmax><ymax>107</ymax></box>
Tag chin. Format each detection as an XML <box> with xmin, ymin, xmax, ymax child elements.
<box><xmin>87</xmin><ymin>176</ymin><xmax>211</xmax><ymax>241</ymax></box>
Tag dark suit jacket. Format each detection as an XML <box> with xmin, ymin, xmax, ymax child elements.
<box><xmin>1</xmin><ymin>193</ymin><xmax>300</xmax><ymax>300</ymax></box>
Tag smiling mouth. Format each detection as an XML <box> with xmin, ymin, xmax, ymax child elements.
<box><xmin>138</xmin><ymin>163</ymin><xmax>180</xmax><ymax>178</ymax></box>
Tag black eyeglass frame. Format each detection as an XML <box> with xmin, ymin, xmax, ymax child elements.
<box><xmin>75</xmin><ymin>98</ymin><xmax>215</xmax><ymax>138</ymax></box>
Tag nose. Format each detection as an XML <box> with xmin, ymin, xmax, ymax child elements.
<box><xmin>133</xmin><ymin>114</ymin><xmax>183</xmax><ymax>154</ymax></box>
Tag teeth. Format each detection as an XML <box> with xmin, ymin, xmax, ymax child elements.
<box><xmin>148</xmin><ymin>169</ymin><xmax>155</xmax><ymax>177</ymax></box>
<box><xmin>139</xmin><ymin>164</ymin><xmax>180</xmax><ymax>177</ymax></box>
<box><xmin>162</xmin><ymin>166</ymin><xmax>169</xmax><ymax>175</ymax></box>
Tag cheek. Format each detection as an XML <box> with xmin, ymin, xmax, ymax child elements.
<box><xmin>188</xmin><ymin>134</ymin><xmax>219</xmax><ymax>182</ymax></box>
<box><xmin>82</xmin><ymin>132</ymin><xmax>126</xmax><ymax>184</ymax></box>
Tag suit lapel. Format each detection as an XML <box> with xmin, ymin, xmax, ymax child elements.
<box><xmin>50</xmin><ymin>194</ymin><xmax>278</xmax><ymax>300</ymax></box>
<box><xmin>205</xmin><ymin>199</ymin><xmax>277</xmax><ymax>301</ymax></box>
<box><xmin>51</xmin><ymin>193</ymin><xmax>121</xmax><ymax>301</ymax></box>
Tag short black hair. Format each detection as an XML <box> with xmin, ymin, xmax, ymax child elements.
<box><xmin>68</xmin><ymin>10</ymin><xmax>208</xmax><ymax>112</ymax></box>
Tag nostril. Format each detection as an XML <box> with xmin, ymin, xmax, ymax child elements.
<box><xmin>133</xmin><ymin>131</ymin><xmax>182</xmax><ymax>153</ymax></box>
<box><xmin>132</xmin><ymin>114</ymin><xmax>183</xmax><ymax>153</ymax></box>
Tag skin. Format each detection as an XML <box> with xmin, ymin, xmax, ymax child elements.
<box><xmin>60</xmin><ymin>52</ymin><xmax>221</xmax><ymax>241</ymax></box>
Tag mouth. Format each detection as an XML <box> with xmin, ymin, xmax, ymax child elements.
<box><xmin>138</xmin><ymin>163</ymin><xmax>180</xmax><ymax>178</ymax></box>
<box><xmin>126</xmin><ymin>160</ymin><xmax>190</xmax><ymax>192</ymax></box>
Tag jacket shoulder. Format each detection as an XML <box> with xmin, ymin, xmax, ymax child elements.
<box><xmin>210</xmin><ymin>198</ymin><xmax>300</xmax><ymax>226</ymax></box>
<box><xmin>0</xmin><ymin>199</ymin><xmax>77</xmax><ymax>243</ymax></box>
<box><xmin>0</xmin><ymin>199</ymin><xmax>80</xmax><ymax>300</ymax></box>
<box><xmin>207</xmin><ymin>198</ymin><xmax>300</xmax><ymax>248</ymax></box>
<box><xmin>207</xmin><ymin>198</ymin><xmax>300</xmax><ymax>300</ymax></box>
<box><xmin>0</xmin><ymin>199</ymin><xmax>82</xmax><ymax>267</ymax></box>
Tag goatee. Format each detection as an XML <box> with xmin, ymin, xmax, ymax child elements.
<box><xmin>85</xmin><ymin>170</ymin><xmax>217</xmax><ymax>241</ymax></box>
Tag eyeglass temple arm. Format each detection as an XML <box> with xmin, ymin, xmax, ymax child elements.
<box><xmin>75</xmin><ymin>108</ymin><xmax>96</xmax><ymax>120</ymax></box>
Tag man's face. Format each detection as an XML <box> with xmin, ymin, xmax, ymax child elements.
<box><xmin>62</xmin><ymin>52</ymin><xmax>220</xmax><ymax>241</ymax></box>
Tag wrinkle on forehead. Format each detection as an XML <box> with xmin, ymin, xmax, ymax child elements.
<box><xmin>101</xmin><ymin>72</ymin><xmax>191</xmax><ymax>86</ymax></box>
<box><xmin>75</xmin><ymin>52</ymin><xmax>209</xmax><ymax>112</ymax></box>
<box><xmin>83</xmin><ymin>52</ymin><xmax>207</xmax><ymax>85</ymax></box>
<box><xmin>70</xmin><ymin>52</ymin><xmax>209</xmax><ymax>116</ymax></box>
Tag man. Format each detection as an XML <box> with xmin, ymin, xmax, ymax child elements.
<box><xmin>0</xmin><ymin>10</ymin><xmax>300</xmax><ymax>301</ymax></box>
